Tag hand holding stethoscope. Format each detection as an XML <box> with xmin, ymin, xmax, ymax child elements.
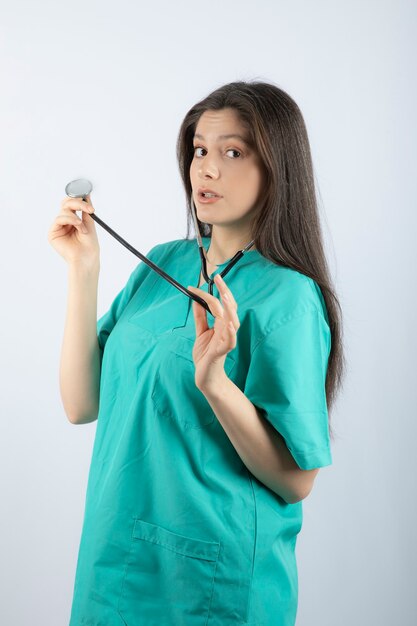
<box><xmin>186</xmin><ymin>273</ymin><xmax>241</xmax><ymax>390</ymax></box>
<box><xmin>48</xmin><ymin>178</ymin><xmax>255</xmax><ymax>318</ymax></box>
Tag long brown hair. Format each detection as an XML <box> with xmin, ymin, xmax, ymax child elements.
<box><xmin>176</xmin><ymin>80</ymin><xmax>345</xmax><ymax>440</ymax></box>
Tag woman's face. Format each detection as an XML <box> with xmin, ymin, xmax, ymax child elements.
<box><xmin>190</xmin><ymin>108</ymin><xmax>264</xmax><ymax>233</ymax></box>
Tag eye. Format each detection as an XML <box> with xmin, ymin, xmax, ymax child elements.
<box><xmin>192</xmin><ymin>146</ymin><xmax>242</xmax><ymax>158</ymax></box>
<box><xmin>226</xmin><ymin>149</ymin><xmax>241</xmax><ymax>158</ymax></box>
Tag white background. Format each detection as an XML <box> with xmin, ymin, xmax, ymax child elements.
<box><xmin>0</xmin><ymin>0</ymin><xmax>415</xmax><ymax>624</ymax></box>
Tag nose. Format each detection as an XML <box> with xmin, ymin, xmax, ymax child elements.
<box><xmin>198</xmin><ymin>155</ymin><xmax>219</xmax><ymax>179</ymax></box>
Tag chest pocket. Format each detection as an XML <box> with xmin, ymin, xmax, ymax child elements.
<box><xmin>127</xmin><ymin>275</ymin><xmax>191</xmax><ymax>335</ymax></box>
<box><xmin>151</xmin><ymin>333</ymin><xmax>236</xmax><ymax>431</ymax></box>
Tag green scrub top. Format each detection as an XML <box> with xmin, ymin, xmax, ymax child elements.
<box><xmin>69</xmin><ymin>236</ymin><xmax>332</xmax><ymax>626</ymax></box>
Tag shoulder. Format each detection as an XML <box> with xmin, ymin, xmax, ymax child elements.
<box><xmin>134</xmin><ymin>238</ymin><xmax>192</xmax><ymax>266</ymax></box>
<box><xmin>148</xmin><ymin>237</ymin><xmax>193</xmax><ymax>257</ymax></box>
<box><xmin>270</xmin><ymin>265</ymin><xmax>327</xmax><ymax>320</ymax></box>
<box><xmin>246</xmin><ymin>260</ymin><xmax>330</xmax><ymax>344</ymax></box>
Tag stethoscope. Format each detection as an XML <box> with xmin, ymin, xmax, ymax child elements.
<box><xmin>65</xmin><ymin>178</ymin><xmax>255</xmax><ymax>318</ymax></box>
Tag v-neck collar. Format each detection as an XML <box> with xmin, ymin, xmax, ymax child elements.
<box><xmin>129</xmin><ymin>237</ymin><xmax>262</xmax><ymax>336</ymax></box>
<box><xmin>200</xmin><ymin>236</ymin><xmax>260</xmax><ymax>269</ymax></box>
<box><xmin>197</xmin><ymin>236</ymin><xmax>261</xmax><ymax>286</ymax></box>
<box><xmin>181</xmin><ymin>236</ymin><xmax>262</xmax><ymax>326</ymax></box>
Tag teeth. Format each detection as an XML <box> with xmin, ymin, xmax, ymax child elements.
<box><xmin>203</xmin><ymin>192</ymin><xmax>217</xmax><ymax>197</ymax></box>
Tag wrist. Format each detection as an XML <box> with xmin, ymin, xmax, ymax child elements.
<box><xmin>197</xmin><ymin>368</ymin><xmax>231</xmax><ymax>398</ymax></box>
<box><xmin>68</xmin><ymin>258</ymin><xmax>100</xmax><ymax>279</ymax></box>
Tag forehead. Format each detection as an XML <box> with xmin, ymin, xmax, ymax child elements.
<box><xmin>194</xmin><ymin>109</ymin><xmax>250</xmax><ymax>140</ymax></box>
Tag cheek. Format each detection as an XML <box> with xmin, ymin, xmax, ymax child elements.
<box><xmin>249</xmin><ymin>164</ymin><xmax>263</xmax><ymax>188</ymax></box>
<box><xmin>237</xmin><ymin>167</ymin><xmax>262</xmax><ymax>195</ymax></box>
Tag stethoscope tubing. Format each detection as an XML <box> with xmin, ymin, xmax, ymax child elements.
<box><xmin>82</xmin><ymin>199</ymin><xmax>215</xmax><ymax>315</ymax></box>
<box><xmin>199</xmin><ymin>245</ymin><xmax>247</xmax><ymax>295</ymax></box>
<box><xmin>71</xmin><ymin>181</ymin><xmax>255</xmax><ymax>318</ymax></box>
<box><xmin>189</xmin><ymin>192</ymin><xmax>255</xmax><ymax>298</ymax></box>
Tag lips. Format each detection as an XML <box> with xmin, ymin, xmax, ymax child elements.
<box><xmin>198</xmin><ymin>187</ymin><xmax>222</xmax><ymax>198</ymax></box>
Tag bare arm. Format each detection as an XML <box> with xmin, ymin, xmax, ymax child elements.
<box><xmin>59</xmin><ymin>260</ymin><xmax>101</xmax><ymax>425</ymax></box>
<box><xmin>200</xmin><ymin>373</ymin><xmax>320</xmax><ymax>503</ymax></box>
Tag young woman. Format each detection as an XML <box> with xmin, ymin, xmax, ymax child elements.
<box><xmin>49</xmin><ymin>80</ymin><xmax>345</xmax><ymax>626</ymax></box>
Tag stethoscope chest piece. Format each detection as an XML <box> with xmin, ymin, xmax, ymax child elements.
<box><xmin>65</xmin><ymin>178</ymin><xmax>93</xmax><ymax>199</ymax></box>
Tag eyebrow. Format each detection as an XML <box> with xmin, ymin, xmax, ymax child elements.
<box><xmin>193</xmin><ymin>133</ymin><xmax>249</xmax><ymax>143</ymax></box>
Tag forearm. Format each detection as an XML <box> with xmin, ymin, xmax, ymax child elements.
<box><xmin>199</xmin><ymin>372</ymin><xmax>310</xmax><ymax>504</ymax></box>
<box><xmin>60</xmin><ymin>261</ymin><xmax>101</xmax><ymax>424</ymax></box>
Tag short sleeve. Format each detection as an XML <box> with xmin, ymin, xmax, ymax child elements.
<box><xmin>97</xmin><ymin>243</ymin><xmax>161</xmax><ymax>357</ymax></box>
<box><xmin>243</xmin><ymin>307</ymin><xmax>332</xmax><ymax>470</ymax></box>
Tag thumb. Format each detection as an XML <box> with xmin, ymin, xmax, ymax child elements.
<box><xmin>187</xmin><ymin>286</ymin><xmax>209</xmax><ymax>335</ymax></box>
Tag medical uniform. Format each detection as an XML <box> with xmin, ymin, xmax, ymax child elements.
<box><xmin>68</xmin><ymin>236</ymin><xmax>332</xmax><ymax>626</ymax></box>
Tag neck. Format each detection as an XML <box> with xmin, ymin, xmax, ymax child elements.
<box><xmin>205</xmin><ymin>227</ymin><xmax>255</xmax><ymax>265</ymax></box>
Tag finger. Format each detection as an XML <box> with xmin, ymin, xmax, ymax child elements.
<box><xmin>187</xmin><ymin>287</ymin><xmax>212</xmax><ymax>336</ymax></box>
<box><xmin>82</xmin><ymin>194</ymin><xmax>95</xmax><ymax>212</ymax></box>
<box><xmin>227</xmin><ymin>320</ymin><xmax>237</xmax><ymax>348</ymax></box>
<box><xmin>188</xmin><ymin>285</ymin><xmax>239</xmax><ymax>343</ymax></box>
<box><xmin>213</xmin><ymin>274</ymin><xmax>240</xmax><ymax>331</ymax></box>
<box><xmin>217</xmin><ymin>319</ymin><xmax>237</xmax><ymax>354</ymax></box>
<box><xmin>190</xmin><ymin>295</ymin><xmax>209</xmax><ymax>336</ymax></box>
<box><xmin>186</xmin><ymin>285</ymin><xmax>225</xmax><ymax>319</ymax></box>
<box><xmin>53</xmin><ymin>214</ymin><xmax>88</xmax><ymax>234</ymax></box>
<box><xmin>213</xmin><ymin>273</ymin><xmax>238</xmax><ymax>309</ymax></box>
<box><xmin>61</xmin><ymin>198</ymin><xmax>94</xmax><ymax>214</ymax></box>
<box><xmin>187</xmin><ymin>285</ymin><xmax>226</xmax><ymax>338</ymax></box>
<box><xmin>219</xmin><ymin>293</ymin><xmax>240</xmax><ymax>330</ymax></box>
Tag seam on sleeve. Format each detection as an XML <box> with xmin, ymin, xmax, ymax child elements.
<box><xmin>270</xmin><ymin>409</ymin><xmax>329</xmax><ymax>416</ymax></box>
<box><xmin>288</xmin><ymin>444</ymin><xmax>333</xmax><ymax>469</ymax></box>
<box><xmin>250</xmin><ymin>306</ymin><xmax>323</xmax><ymax>357</ymax></box>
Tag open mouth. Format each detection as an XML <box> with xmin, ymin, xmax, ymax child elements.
<box><xmin>199</xmin><ymin>191</ymin><xmax>221</xmax><ymax>198</ymax></box>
